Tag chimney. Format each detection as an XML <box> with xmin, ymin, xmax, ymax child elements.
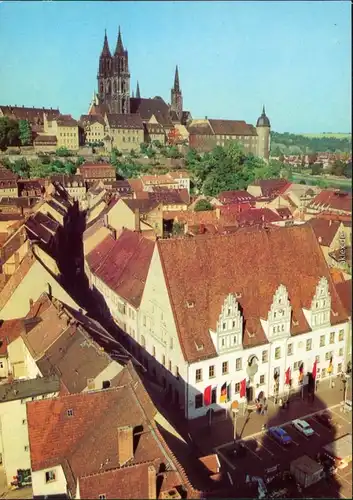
<box><xmin>329</xmin><ymin>219</ymin><xmax>332</xmax><ymax>226</ymax></box>
<box><xmin>215</xmin><ymin>207</ymin><xmax>220</xmax><ymax>220</ymax></box>
<box><xmin>134</xmin><ymin>208</ymin><xmax>141</xmax><ymax>232</ymax></box>
<box><xmin>117</xmin><ymin>426</ymin><xmax>134</xmax><ymax>466</ymax></box>
<box><xmin>147</xmin><ymin>465</ymin><xmax>157</xmax><ymax>500</ymax></box>
<box><xmin>29</xmin><ymin>298</ymin><xmax>34</xmax><ymax>310</ymax></box>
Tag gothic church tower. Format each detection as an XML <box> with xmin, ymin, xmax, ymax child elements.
<box><xmin>170</xmin><ymin>65</ymin><xmax>183</xmax><ymax>120</ymax></box>
<box><xmin>97</xmin><ymin>28</ymin><xmax>130</xmax><ymax>114</ymax></box>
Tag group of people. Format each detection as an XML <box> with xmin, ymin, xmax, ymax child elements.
<box><xmin>255</xmin><ymin>393</ymin><xmax>268</xmax><ymax>415</ymax></box>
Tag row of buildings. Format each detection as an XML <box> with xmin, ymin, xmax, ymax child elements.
<box><xmin>0</xmin><ymin>28</ymin><xmax>271</xmax><ymax>158</ymax></box>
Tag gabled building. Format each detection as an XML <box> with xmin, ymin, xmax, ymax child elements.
<box><xmin>308</xmin><ymin>190</ymin><xmax>352</xmax><ymax>216</ymax></box>
<box><xmin>0</xmin><ymin>376</ymin><xmax>60</xmax><ymax>486</ymax></box>
<box><xmin>307</xmin><ymin>218</ymin><xmax>351</xmax><ymax>265</ymax></box>
<box><xmin>77</xmin><ymin>161</ymin><xmax>116</xmax><ymax>184</ymax></box>
<box><xmin>247</xmin><ymin>178</ymin><xmax>291</xmax><ymax>199</ymax></box>
<box><xmin>136</xmin><ymin>225</ymin><xmax>349</xmax><ymax>419</ymax></box>
<box><xmin>85</xmin><ymin>229</ymin><xmax>154</xmax><ymax>339</ymax></box>
<box><xmin>27</xmin><ymin>362</ymin><xmax>200</xmax><ymax>499</ymax></box>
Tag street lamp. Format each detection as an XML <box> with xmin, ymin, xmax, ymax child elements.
<box><xmin>232</xmin><ymin>408</ymin><xmax>239</xmax><ymax>442</ymax></box>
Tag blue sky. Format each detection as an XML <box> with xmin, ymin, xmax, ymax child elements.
<box><xmin>0</xmin><ymin>1</ymin><xmax>351</xmax><ymax>133</ymax></box>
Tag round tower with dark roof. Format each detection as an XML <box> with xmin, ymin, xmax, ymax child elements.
<box><xmin>256</xmin><ymin>105</ymin><xmax>271</xmax><ymax>160</ymax></box>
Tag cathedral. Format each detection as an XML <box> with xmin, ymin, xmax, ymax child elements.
<box><xmin>87</xmin><ymin>28</ymin><xmax>271</xmax><ymax>159</ymax></box>
<box><xmin>90</xmin><ymin>27</ymin><xmax>187</xmax><ymax>126</ymax></box>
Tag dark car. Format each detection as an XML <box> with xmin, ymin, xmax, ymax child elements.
<box><xmin>226</xmin><ymin>443</ymin><xmax>247</xmax><ymax>458</ymax></box>
<box><xmin>268</xmin><ymin>426</ymin><xmax>292</xmax><ymax>445</ymax></box>
<box><xmin>314</xmin><ymin>411</ymin><xmax>332</xmax><ymax>428</ymax></box>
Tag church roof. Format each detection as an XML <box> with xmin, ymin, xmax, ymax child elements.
<box><xmin>106</xmin><ymin>113</ymin><xmax>144</xmax><ymax>130</ymax></box>
<box><xmin>130</xmin><ymin>97</ymin><xmax>173</xmax><ymax>127</ymax></box>
<box><xmin>209</xmin><ymin>119</ymin><xmax>257</xmax><ymax>136</ymax></box>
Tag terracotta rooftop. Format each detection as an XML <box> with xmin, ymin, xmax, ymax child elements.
<box><xmin>236</xmin><ymin>208</ymin><xmax>282</xmax><ymax>226</ymax></box>
<box><xmin>36</xmin><ymin>323</ymin><xmax>113</xmax><ymax>394</ymax></box>
<box><xmin>251</xmin><ymin>179</ymin><xmax>291</xmax><ymax>198</ymax></box>
<box><xmin>209</xmin><ymin>119</ymin><xmax>257</xmax><ymax>136</ymax></box>
<box><xmin>87</xmin><ymin>229</ymin><xmax>154</xmax><ymax>308</ymax></box>
<box><xmin>306</xmin><ymin>218</ymin><xmax>341</xmax><ymax>247</ymax></box>
<box><xmin>27</xmin><ymin>362</ymin><xmax>197</xmax><ymax>498</ymax></box>
<box><xmin>150</xmin><ymin>188</ymin><xmax>190</xmax><ymax>205</ymax></box>
<box><xmin>157</xmin><ymin>225</ymin><xmax>348</xmax><ymax>363</ymax></box>
<box><xmin>218</xmin><ymin>190</ymin><xmax>256</xmax><ymax>204</ymax></box>
<box><xmin>0</xmin><ymin>251</ymin><xmax>36</xmax><ymax>312</ymax></box>
<box><xmin>310</xmin><ymin>190</ymin><xmax>352</xmax><ymax>213</ymax></box>
<box><xmin>0</xmin><ymin>318</ymin><xmax>23</xmax><ymax>356</ymax></box>
<box><xmin>335</xmin><ymin>280</ymin><xmax>352</xmax><ymax>316</ymax></box>
<box><xmin>127</xmin><ymin>177</ymin><xmax>144</xmax><ymax>193</ymax></box>
<box><xmin>123</xmin><ymin>198</ymin><xmax>160</xmax><ymax>214</ymax></box>
<box><xmin>0</xmin><ymin>105</ymin><xmax>60</xmax><ymax>124</ymax></box>
<box><xmin>106</xmin><ymin>113</ymin><xmax>144</xmax><ymax>129</ymax></box>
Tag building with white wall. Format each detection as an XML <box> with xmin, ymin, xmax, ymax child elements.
<box><xmin>136</xmin><ymin>225</ymin><xmax>349</xmax><ymax>419</ymax></box>
<box><xmin>0</xmin><ymin>376</ymin><xmax>60</xmax><ymax>485</ymax></box>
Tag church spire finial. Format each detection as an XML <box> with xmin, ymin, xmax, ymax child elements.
<box><xmin>136</xmin><ymin>81</ymin><xmax>141</xmax><ymax>99</ymax></box>
<box><xmin>115</xmin><ymin>25</ymin><xmax>124</xmax><ymax>54</ymax></box>
<box><xmin>101</xmin><ymin>29</ymin><xmax>111</xmax><ymax>57</ymax></box>
<box><xmin>262</xmin><ymin>104</ymin><xmax>266</xmax><ymax>115</ymax></box>
<box><xmin>174</xmin><ymin>65</ymin><xmax>180</xmax><ymax>92</ymax></box>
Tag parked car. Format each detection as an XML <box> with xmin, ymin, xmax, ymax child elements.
<box><xmin>314</xmin><ymin>411</ymin><xmax>332</xmax><ymax>428</ymax></box>
<box><xmin>268</xmin><ymin>427</ymin><xmax>292</xmax><ymax>445</ymax></box>
<box><xmin>226</xmin><ymin>442</ymin><xmax>247</xmax><ymax>458</ymax></box>
<box><xmin>292</xmin><ymin>419</ymin><xmax>314</xmax><ymax>437</ymax></box>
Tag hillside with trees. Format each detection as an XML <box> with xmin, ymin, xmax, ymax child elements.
<box><xmin>271</xmin><ymin>131</ymin><xmax>352</xmax><ymax>155</ymax></box>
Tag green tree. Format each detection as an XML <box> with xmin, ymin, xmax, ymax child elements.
<box><xmin>311</xmin><ymin>163</ymin><xmax>323</xmax><ymax>175</ymax></box>
<box><xmin>330</xmin><ymin>160</ymin><xmax>346</xmax><ymax>177</ymax></box>
<box><xmin>0</xmin><ymin>117</ymin><xmax>20</xmax><ymax>150</ymax></box>
<box><xmin>56</xmin><ymin>147</ymin><xmax>71</xmax><ymax>157</ymax></box>
<box><xmin>343</xmin><ymin>162</ymin><xmax>352</xmax><ymax>178</ymax></box>
<box><xmin>12</xmin><ymin>157</ymin><xmax>30</xmax><ymax>178</ymax></box>
<box><xmin>29</xmin><ymin>159</ymin><xmax>52</xmax><ymax>178</ymax></box>
<box><xmin>194</xmin><ymin>199</ymin><xmax>213</xmax><ymax>211</ymax></box>
<box><xmin>140</xmin><ymin>142</ymin><xmax>149</xmax><ymax>154</ymax></box>
<box><xmin>299</xmin><ymin>179</ymin><xmax>306</xmax><ymax>185</ymax></box>
<box><xmin>76</xmin><ymin>156</ymin><xmax>85</xmax><ymax>167</ymax></box>
<box><xmin>18</xmin><ymin>119</ymin><xmax>32</xmax><ymax>146</ymax></box>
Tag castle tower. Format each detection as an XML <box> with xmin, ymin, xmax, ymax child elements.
<box><xmin>170</xmin><ymin>65</ymin><xmax>183</xmax><ymax>120</ymax></box>
<box><xmin>136</xmin><ymin>81</ymin><xmax>141</xmax><ymax>99</ymax></box>
<box><xmin>256</xmin><ymin>105</ymin><xmax>271</xmax><ymax>160</ymax></box>
<box><xmin>97</xmin><ymin>27</ymin><xmax>130</xmax><ymax>114</ymax></box>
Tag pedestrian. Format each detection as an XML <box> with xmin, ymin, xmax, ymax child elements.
<box><xmin>264</xmin><ymin>404</ymin><xmax>268</xmax><ymax>415</ymax></box>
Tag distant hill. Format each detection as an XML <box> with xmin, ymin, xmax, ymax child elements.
<box><xmin>271</xmin><ymin>131</ymin><xmax>352</xmax><ymax>155</ymax></box>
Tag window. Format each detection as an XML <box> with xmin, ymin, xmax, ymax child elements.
<box><xmin>222</xmin><ymin>361</ymin><xmax>229</xmax><ymax>375</ymax></box>
<box><xmin>195</xmin><ymin>369</ymin><xmax>202</xmax><ymax>382</ymax></box>
<box><xmin>99</xmin><ymin>495</ymin><xmax>106</xmax><ymax>500</ymax></box>
<box><xmin>24</xmin><ymin>446</ymin><xmax>29</xmax><ymax>452</ymax></box>
<box><xmin>232</xmin><ymin>335</ymin><xmax>237</xmax><ymax>345</ymax></box>
<box><xmin>141</xmin><ymin>335</ymin><xmax>146</xmax><ymax>348</ymax></box>
<box><xmin>315</xmin><ymin>355</ymin><xmax>320</xmax><ymax>363</ymax></box>
<box><xmin>223</xmin><ymin>322</ymin><xmax>226</xmax><ymax>330</ymax></box>
<box><xmin>275</xmin><ymin>347</ymin><xmax>281</xmax><ymax>360</ymax></box>
<box><xmin>143</xmin><ymin>315</ymin><xmax>146</xmax><ymax>327</ymax></box>
<box><xmin>45</xmin><ymin>470</ymin><xmax>56</xmax><ymax>483</ymax></box>
<box><xmin>221</xmin><ymin>337</ymin><xmax>226</xmax><ymax>347</ymax></box>
<box><xmin>339</xmin><ymin>330</ymin><xmax>344</xmax><ymax>342</ymax></box>
<box><xmin>325</xmin><ymin>351</ymin><xmax>333</xmax><ymax>361</ymax></box>
<box><xmin>152</xmin><ymin>346</ymin><xmax>156</xmax><ymax>357</ymax></box>
<box><xmin>287</xmin><ymin>343</ymin><xmax>293</xmax><ymax>356</ymax></box>
<box><xmin>235</xmin><ymin>382</ymin><xmax>240</xmax><ymax>393</ymax></box>
<box><xmin>209</xmin><ymin>365</ymin><xmax>215</xmax><ymax>378</ymax></box>
<box><xmin>262</xmin><ymin>350</ymin><xmax>268</xmax><ymax>363</ymax></box>
<box><xmin>339</xmin><ymin>348</ymin><xmax>344</xmax><ymax>357</ymax></box>
<box><xmin>321</xmin><ymin>368</ymin><xmax>326</xmax><ymax>378</ymax></box>
<box><xmin>337</xmin><ymin>363</ymin><xmax>342</xmax><ymax>374</ymax></box>
<box><xmin>320</xmin><ymin>335</ymin><xmax>325</xmax><ymax>347</ymax></box>
<box><xmin>236</xmin><ymin>358</ymin><xmax>242</xmax><ymax>371</ymax></box>
<box><xmin>211</xmin><ymin>387</ymin><xmax>217</xmax><ymax>404</ymax></box>
<box><xmin>162</xmin><ymin>355</ymin><xmax>166</xmax><ymax>366</ymax></box>
<box><xmin>174</xmin><ymin>366</ymin><xmax>179</xmax><ymax>378</ymax></box>
<box><xmin>259</xmin><ymin>375</ymin><xmax>265</xmax><ymax>385</ymax></box>
<box><xmin>306</xmin><ymin>339</ymin><xmax>312</xmax><ymax>351</ymax></box>
<box><xmin>22</xmin><ymin>419</ymin><xmax>27</xmax><ymax>425</ymax></box>
<box><xmin>195</xmin><ymin>394</ymin><xmax>203</xmax><ymax>408</ymax></box>
<box><xmin>329</xmin><ymin>332</ymin><xmax>335</xmax><ymax>344</ymax></box>
<box><xmin>102</xmin><ymin>381</ymin><xmax>110</xmax><ymax>390</ymax></box>
<box><xmin>294</xmin><ymin>361</ymin><xmax>302</xmax><ymax>371</ymax></box>
<box><xmin>67</xmin><ymin>409</ymin><xmax>74</xmax><ymax>417</ymax></box>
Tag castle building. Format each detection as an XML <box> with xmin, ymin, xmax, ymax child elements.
<box><xmin>87</xmin><ymin>28</ymin><xmax>271</xmax><ymax>158</ymax></box>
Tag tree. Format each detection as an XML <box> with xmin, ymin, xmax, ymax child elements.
<box><xmin>194</xmin><ymin>199</ymin><xmax>213</xmax><ymax>211</ymax></box>
<box><xmin>28</xmin><ymin>159</ymin><xmax>52</xmax><ymax>178</ymax></box>
<box><xmin>12</xmin><ymin>157</ymin><xmax>30</xmax><ymax>178</ymax></box>
<box><xmin>330</xmin><ymin>160</ymin><xmax>346</xmax><ymax>177</ymax></box>
<box><xmin>311</xmin><ymin>163</ymin><xmax>323</xmax><ymax>175</ymax></box>
<box><xmin>299</xmin><ymin>179</ymin><xmax>306</xmax><ymax>185</ymax></box>
<box><xmin>140</xmin><ymin>142</ymin><xmax>149</xmax><ymax>154</ymax></box>
<box><xmin>343</xmin><ymin>162</ymin><xmax>352</xmax><ymax>179</ymax></box>
<box><xmin>0</xmin><ymin>117</ymin><xmax>20</xmax><ymax>150</ymax></box>
<box><xmin>56</xmin><ymin>147</ymin><xmax>71</xmax><ymax>157</ymax></box>
<box><xmin>18</xmin><ymin>119</ymin><xmax>32</xmax><ymax>146</ymax></box>
<box><xmin>76</xmin><ymin>156</ymin><xmax>85</xmax><ymax>167</ymax></box>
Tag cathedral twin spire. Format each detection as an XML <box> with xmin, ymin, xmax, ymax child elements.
<box><xmin>100</xmin><ymin>26</ymin><xmax>125</xmax><ymax>58</ymax></box>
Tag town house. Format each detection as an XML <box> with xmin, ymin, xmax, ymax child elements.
<box><xmin>135</xmin><ymin>225</ymin><xmax>349</xmax><ymax>419</ymax></box>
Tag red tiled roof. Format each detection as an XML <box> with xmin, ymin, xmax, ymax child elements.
<box><xmin>0</xmin><ymin>105</ymin><xmax>60</xmax><ymax>124</ymax></box>
<box><xmin>90</xmin><ymin>230</ymin><xmax>154</xmax><ymax>307</ymax></box>
<box><xmin>86</xmin><ymin>233</ymin><xmax>116</xmax><ymax>273</ymax></box>
<box><xmin>209</xmin><ymin>119</ymin><xmax>257</xmax><ymax>136</ymax></box>
<box><xmin>252</xmin><ymin>179</ymin><xmax>291</xmax><ymax>198</ymax></box>
<box><xmin>27</xmin><ymin>362</ymin><xmax>197</xmax><ymax>498</ymax></box>
<box><xmin>0</xmin><ymin>318</ymin><xmax>23</xmax><ymax>355</ymax></box>
<box><xmin>106</xmin><ymin>113</ymin><xmax>144</xmax><ymax>129</ymax></box>
<box><xmin>310</xmin><ymin>190</ymin><xmax>352</xmax><ymax>213</ymax></box>
<box><xmin>306</xmin><ymin>218</ymin><xmax>341</xmax><ymax>247</ymax></box>
<box><xmin>157</xmin><ymin>225</ymin><xmax>348</xmax><ymax>363</ymax></box>
<box><xmin>218</xmin><ymin>190</ymin><xmax>256</xmax><ymax>205</ymax></box>
<box><xmin>236</xmin><ymin>208</ymin><xmax>282</xmax><ymax>226</ymax></box>
<box><xmin>150</xmin><ymin>188</ymin><xmax>190</xmax><ymax>205</ymax></box>
<box><xmin>335</xmin><ymin>280</ymin><xmax>352</xmax><ymax>316</ymax></box>
<box><xmin>127</xmin><ymin>178</ymin><xmax>144</xmax><ymax>193</ymax></box>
